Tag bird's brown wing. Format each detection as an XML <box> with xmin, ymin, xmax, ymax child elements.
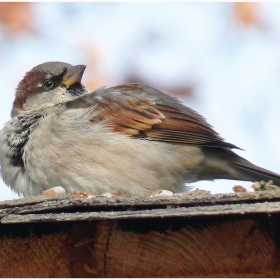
<box><xmin>65</xmin><ymin>83</ymin><xmax>239</xmax><ymax>149</ymax></box>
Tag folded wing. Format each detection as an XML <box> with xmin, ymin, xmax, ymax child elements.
<box><xmin>65</xmin><ymin>83</ymin><xmax>239</xmax><ymax>149</ymax></box>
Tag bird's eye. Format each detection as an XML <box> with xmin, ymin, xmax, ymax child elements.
<box><xmin>43</xmin><ymin>79</ymin><xmax>54</xmax><ymax>89</ymax></box>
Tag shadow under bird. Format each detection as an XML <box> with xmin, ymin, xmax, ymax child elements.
<box><xmin>0</xmin><ymin>61</ymin><xmax>280</xmax><ymax>196</ymax></box>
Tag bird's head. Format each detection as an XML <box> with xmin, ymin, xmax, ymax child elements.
<box><xmin>12</xmin><ymin>61</ymin><xmax>87</xmax><ymax>117</ymax></box>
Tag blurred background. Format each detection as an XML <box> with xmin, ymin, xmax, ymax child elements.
<box><xmin>0</xmin><ymin>2</ymin><xmax>280</xmax><ymax>200</ymax></box>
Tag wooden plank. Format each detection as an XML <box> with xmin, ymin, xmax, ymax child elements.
<box><xmin>2</xmin><ymin>200</ymin><xmax>280</xmax><ymax>223</ymax></box>
<box><xmin>1</xmin><ymin>190</ymin><xmax>280</xmax><ymax>277</ymax></box>
<box><xmin>1</xmin><ymin>190</ymin><xmax>280</xmax><ymax>222</ymax></box>
<box><xmin>1</xmin><ymin>214</ymin><xmax>280</xmax><ymax>277</ymax></box>
<box><xmin>1</xmin><ymin>189</ymin><xmax>280</xmax><ymax>211</ymax></box>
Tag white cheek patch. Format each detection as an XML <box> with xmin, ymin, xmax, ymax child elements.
<box><xmin>24</xmin><ymin>87</ymin><xmax>67</xmax><ymax>113</ymax></box>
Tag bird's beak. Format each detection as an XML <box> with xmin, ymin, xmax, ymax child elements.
<box><xmin>62</xmin><ymin>65</ymin><xmax>86</xmax><ymax>88</ymax></box>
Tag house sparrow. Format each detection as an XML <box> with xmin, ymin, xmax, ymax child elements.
<box><xmin>0</xmin><ymin>61</ymin><xmax>280</xmax><ymax>197</ymax></box>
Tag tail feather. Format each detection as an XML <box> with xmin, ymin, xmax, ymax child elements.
<box><xmin>230</xmin><ymin>161</ymin><xmax>280</xmax><ymax>187</ymax></box>
<box><xmin>202</xmin><ymin>147</ymin><xmax>280</xmax><ymax>186</ymax></box>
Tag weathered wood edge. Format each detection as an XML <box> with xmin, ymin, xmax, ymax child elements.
<box><xmin>1</xmin><ymin>200</ymin><xmax>279</xmax><ymax>224</ymax></box>
<box><xmin>1</xmin><ymin>190</ymin><xmax>280</xmax><ymax>224</ymax></box>
<box><xmin>1</xmin><ymin>189</ymin><xmax>280</xmax><ymax>213</ymax></box>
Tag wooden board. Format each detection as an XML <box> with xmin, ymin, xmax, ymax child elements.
<box><xmin>1</xmin><ymin>190</ymin><xmax>280</xmax><ymax>277</ymax></box>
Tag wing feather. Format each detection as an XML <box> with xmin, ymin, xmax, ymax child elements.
<box><xmin>65</xmin><ymin>83</ymin><xmax>239</xmax><ymax>149</ymax></box>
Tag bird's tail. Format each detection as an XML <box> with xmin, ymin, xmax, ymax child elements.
<box><xmin>202</xmin><ymin>147</ymin><xmax>280</xmax><ymax>186</ymax></box>
<box><xmin>229</xmin><ymin>160</ymin><xmax>280</xmax><ymax>187</ymax></box>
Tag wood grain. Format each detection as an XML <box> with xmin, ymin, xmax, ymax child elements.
<box><xmin>1</xmin><ymin>191</ymin><xmax>280</xmax><ymax>277</ymax></box>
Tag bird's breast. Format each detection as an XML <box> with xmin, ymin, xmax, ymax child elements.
<box><xmin>0</xmin><ymin>112</ymin><xmax>45</xmax><ymax>195</ymax></box>
<box><xmin>0</xmin><ymin>107</ymin><xmax>207</xmax><ymax>196</ymax></box>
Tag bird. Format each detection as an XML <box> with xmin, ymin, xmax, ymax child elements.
<box><xmin>0</xmin><ymin>61</ymin><xmax>280</xmax><ymax>197</ymax></box>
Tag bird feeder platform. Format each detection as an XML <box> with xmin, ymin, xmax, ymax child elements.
<box><xmin>1</xmin><ymin>189</ymin><xmax>280</xmax><ymax>277</ymax></box>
